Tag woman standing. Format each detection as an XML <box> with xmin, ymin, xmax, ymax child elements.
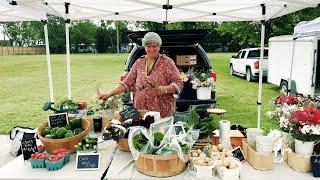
<box><xmin>100</xmin><ymin>32</ymin><xmax>183</xmax><ymax>118</ymax></box>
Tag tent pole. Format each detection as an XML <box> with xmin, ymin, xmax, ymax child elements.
<box><xmin>116</xmin><ymin>21</ymin><xmax>119</xmax><ymax>55</ymax></box>
<box><xmin>65</xmin><ymin>2</ymin><xmax>72</xmax><ymax>99</ymax></box>
<box><xmin>42</xmin><ymin>20</ymin><xmax>55</xmax><ymax>103</ymax></box>
<box><xmin>65</xmin><ymin>19</ymin><xmax>72</xmax><ymax>99</ymax></box>
<box><xmin>288</xmin><ymin>38</ymin><xmax>296</xmax><ymax>95</ymax></box>
<box><xmin>257</xmin><ymin>4</ymin><xmax>266</xmax><ymax>129</ymax></box>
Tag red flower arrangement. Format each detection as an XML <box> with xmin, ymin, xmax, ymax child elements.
<box><xmin>292</xmin><ymin>106</ymin><xmax>320</xmax><ymax>125</ymax></box>
<box><xmin>276</xmin><ymin>95</ymin><xmax>297</xmax><ymax>105</ymax></box>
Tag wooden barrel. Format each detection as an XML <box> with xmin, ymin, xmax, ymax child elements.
<box><xmin>38</xmin><ymin>118</ymin><xmax>90</xmax><ymax>154</ymax></box>
<box><xmin>134</xmin><ymin>154</ymin><xmax>186</xmax><ymax>177</ymax></box>
<box><xmin>117</xmin><ymin>138</ymin><xmax>130</xmax><ymax>152</ymax></box>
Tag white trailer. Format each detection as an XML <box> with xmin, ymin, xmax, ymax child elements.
<box><xmin>268</xmin><ymin>35</ymin><xmax>319</xmax><ymax>97</ymax></box>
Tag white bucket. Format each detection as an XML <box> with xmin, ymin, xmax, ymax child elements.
<box><xmin>256</xmin><ymin>136</ymin><xmax>275</xmax><ymax>154</ymax></box>
<box><xmin>196</xmin><ymin>86</ymin><xmax>211</xmax><ymax>100</ymax></box>
<box><xmin>246</xmin><ymin>128</ymin><xmax>264</xmax><ymax>149</ymax></box>
<box><xmin>294</xmin><ymin>139</ymin><xmax>315</xmax><ymax>156</ymax></box>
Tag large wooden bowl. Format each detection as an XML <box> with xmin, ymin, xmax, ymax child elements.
<box><xmin>134</xmin><ymin>154</ymin><xmax>186</xmax><ymax>177</ymax></box>
<box><xmin>38</xmin><ymin>118</ymin><xmax>90</xmax><ymax>154</ymax></box>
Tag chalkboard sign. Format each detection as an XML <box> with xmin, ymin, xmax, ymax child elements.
<box><xmin>76</xmin><ymin>153</ymin><xmax>100</xmax><ymax>171</ymax></box>
<box><xmin>48</xmin><ymin>113</ymin><xmax>68</xmax><ymax>128</ymax></box>
<box><xmin>119</xmin><ymin>106</ymin><xmax>140</xmax><ymax>120</ymax></box>
<box><xmin>231</xmin><ymin>146</ymin><xmax>245</xmax><ymax>162</ymax></box>
<box><xmin>311</xmin><ymin>156</ymin><xmax>320</xmax><ymax>177</ymax></box>
<box><xmin>21</xmin><ymin>138</ymin><xmax>38</xmax><ymax>160</ymax></box>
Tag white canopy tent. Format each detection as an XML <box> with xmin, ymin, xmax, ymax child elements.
<box><xmin>288</xmin><ymin>16</ymin><xmax>320</xmax><ymax>94</ymax></box>
<box><xmin>15</xmin><ymin>0</ymin><xmax>319</xmax><ymax>127</ymax></box>
<box><xmin>0</xmin><ymin>0</ymin><xmax>55</xmax><ymax>104</ymax></box>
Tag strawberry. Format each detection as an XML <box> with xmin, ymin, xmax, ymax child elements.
<box><xmin>53</xmin><ymin>149</ymin><xmax>60</xmax><ymax>155</ymax></box>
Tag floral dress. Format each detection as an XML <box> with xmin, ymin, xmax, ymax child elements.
<box><xmin>120</xmin><ymin>54</ymin><xmax>183</xmax><ymax>118</ymax></box>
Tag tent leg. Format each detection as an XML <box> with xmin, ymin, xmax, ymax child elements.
<box><xmin>43</xmin><ymin>21</ymin><xmax>54</xmax><ymax>103</ymax></box>
<box><xmin>116</xmin><ymin>21</ymin><xmax>119</xmax><ymax>55</ymax></box>
<box><xmin>257</xmin><ymin>21</ymin><xmax>265</xmax><ymax>129</ymax></box>
<box><xmin>288</xmin><ymin>39</ymin><xmax>296</xmax><ymax>95</ymax></box>
<box><xmin>65</xmin><ymin>20</ymin><xmax>72</xmax><ymax>99</ymax></box>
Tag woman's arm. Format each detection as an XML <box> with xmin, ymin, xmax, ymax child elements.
<box><xmin>99</xmin><ymin>84</ymin><xmax>126</xmax><ymax>100</ymax></box>
<box><xmin>99</xmin><ymin>58</ymin><xmax>141</xmax><ymax>100</ymax></box>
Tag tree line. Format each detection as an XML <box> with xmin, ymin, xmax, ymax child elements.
<box><xmin>2</xmin><ymin>8</ymin><xmax>319</xmax><ymax>53</ymax></box>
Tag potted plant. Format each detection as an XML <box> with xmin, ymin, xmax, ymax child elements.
<box><xmin>291</xmin><ymin>105</ymin><xmax>320</xmax><ymax>156</ymax></box>
<box><xmin>189</xmin><ymin>68</ymin><xmax>215</xmax><ymax>100</ymax></box>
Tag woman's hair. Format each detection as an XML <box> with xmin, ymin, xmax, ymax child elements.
<box><xmin>142</xmin><ymin>32</ymin><xmax>162</xmax><ymax>46</ymax></box>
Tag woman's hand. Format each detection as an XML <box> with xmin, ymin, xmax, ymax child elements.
<box><xmin>99</xmin><ymin>92</ymin><xmax>113</xmax><ymax>101</ymax></box>
<box><xmin>152</xmin><ymin>86</ymin><xmax>167</xmax><ymax>96</ymax></box>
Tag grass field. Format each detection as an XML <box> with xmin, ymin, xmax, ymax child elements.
<box><xmin>0</xmin><ymin>53</ymin><xmax>279</xmax><ymax>134</ymax></box>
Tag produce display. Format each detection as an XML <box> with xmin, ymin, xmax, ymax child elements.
<box><xmin>29</xmin><ymin>148</ymin><xmax>70</xmax><ymax>171</ymax></box>
<box><xmin>75</xmin><ymin>136</ymin><xmax>98</xmax><ymax>152</ymax></box>
<box><xmin>43</xmin><ymin>99</ymin><xmax>79</xmax><ymax>114</ymax></box>
<box><xmin>42</xmin><ymin>118</ymin><xmax>84</xmax><ymax>139</ymax></box>
<box><xmin>176</xmin><ymin>107</ymin><xmax>215</xmax><ymax>139</ymax></box>
<box><xmin>37</xmin><ymin>145</ymin><xmax>45</xmax><ymax>153</ymax></box>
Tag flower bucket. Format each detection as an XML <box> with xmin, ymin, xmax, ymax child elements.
<box><xmin>256</xmin><ymin>136</ymin><xmax>274</xmax><ymax>154</ymax></box>
<box><xmin>295</xmin><ymin>139</ymin><xmax>315</xmax><ymax>156</ymax></box>
<box><xmin>196</xmin><ymin>86</ymin><xmax>211</xmax><ymax>100</ymax></box>
<box><xmin>245</xmin><ymin>128</ymin><xmax>263</xmax><ymax>149</ymax></box>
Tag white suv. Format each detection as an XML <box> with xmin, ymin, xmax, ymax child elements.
<box><xmin>229</xmin><ymin>48</ymin><xmax>268</xmax><ymax>81</ymax></box>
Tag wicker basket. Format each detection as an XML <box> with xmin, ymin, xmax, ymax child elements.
<box><xmin>192</xmin><ymin>137</ymin><xmax>212</xmax><ymax>150</ymax></box>
<box><xmin>117</xmin><ymin>138</ymin><xmax>130</xmax><ymax>152</ymax></box>
<box><xmin>38</xmin><ymin>118</ymin><xmax>90</xmax><ymax>154</ymax></box>
<box><xmin>134</xmin><ymin>153</ymin><xmax>186</xmax><ymax>177</ymax></box>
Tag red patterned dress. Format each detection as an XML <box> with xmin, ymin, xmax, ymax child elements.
<box><xmin>120</xmin><ymin>54</ymin><xmax>183</xmax><ymax>118</ymax></box>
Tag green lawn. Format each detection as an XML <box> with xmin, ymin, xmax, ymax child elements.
<box><xmin>0</xmin><ymin>53</ymin><xmax>279</xmax><ymax>134</ymax></box>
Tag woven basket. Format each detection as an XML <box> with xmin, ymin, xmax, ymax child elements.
<box><xmin>192</xmin><ymin>137</ymin><xmax>212</xmax><ymax>150</ymax></box>
<box><xmin>117</xmin><ymin>138</ymin><xmax>130</xmax><ymax>152</ymax></box>
<box><xmin>134</xmin><ymin>154</ymin><xmax>186</xmax><ymax>177</ymax></box>
<box><xmin>38</xmin><ymin>118</ymin><xmax>90</xmax><ymax>154</ymax></box>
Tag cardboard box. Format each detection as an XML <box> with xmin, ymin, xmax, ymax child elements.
<box><xmin>242</xmin><ymin>139</ymin><xmax>274</xmax><ymax>170</ymax></box>
<box><xmin>193</xmin><ymin>165</ymin><xmax>215</xmax><ymax>177</ymax></box>
<box><xmin>283</xmin><ymin>144</ymin><xmax>312</xmax><ymax>172</ymax></box>
<box><xmin>212</xmin><ymin>130</ymin><xmax>245</xmax><ymax>148</ymax></box>
<box><xmin>176</xmin><ymin>55</ymin><xmax>197</xmax><ymax>66</ymax></box>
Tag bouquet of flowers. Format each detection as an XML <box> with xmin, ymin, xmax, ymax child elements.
<box><xmin>188</xmin><ymin>68</ymin><xmax>215</xmax><ymax>90</ymax></box>
<box><xmin>290</xmin><ymin>105</ymin><xmax>320</xmax><ymax>142</ymax></box>
<box><xmin>267</xmin><ymin>94</ymin><xmax>314</xmax><ymax>132</ymax></box>
<box><xmin>180</xmin><ymin>72</ymin><xmax>191</xmax><ymax>82</ymax></box>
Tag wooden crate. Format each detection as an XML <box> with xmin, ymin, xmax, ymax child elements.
<box><xmin>38</xmin><ymin>118</ymin><xmax>90</xmax><ymax>154</ymax></box>
<box><xmin>134</xmin><ymin>154</ymin><xmax>186</xmax><ymax>177</ymax></box>
<box><xmin>242</xmin><ymin>139</ymin><xmax>273</xmax><ymax>170</ymax></box>
<box><xmin>212</xmin><ymin>130</ymin><xmax>245</xmax><ymax>148</ymax></box>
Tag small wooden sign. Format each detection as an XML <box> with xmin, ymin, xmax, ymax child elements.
<box><xmin>48</xmin><ymin>113</ymin><xmax>68</xmax><ymax>128</ymax></box>
<box><xmin>76</xmin><ymin>153</ymin><xmax>100</xmax><ymax>171</ymax></box>
<box><xmin>231</xmin><ymin>146</ymin><xmax>245</xmax><ymax>162</ymax></box>
<box><xmin>119</xmin><ymin>106</ymin><xmax>140</xmax><ymax>120</ymax></box>
<box><xmin>21</xmin><ymin>137</ymin><xmax>38</xmax><ymax>161</ymax></box>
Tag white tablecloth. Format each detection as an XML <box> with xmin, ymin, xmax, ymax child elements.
<box><xmin>105</xmin><ymin>149</ymin><xmax>317</xmax><ymax>180</ymax></box>
<box><xmin>0</xmin><ymin>139</ymin><xmax>117</xmax><ymax>180</ymax></box>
